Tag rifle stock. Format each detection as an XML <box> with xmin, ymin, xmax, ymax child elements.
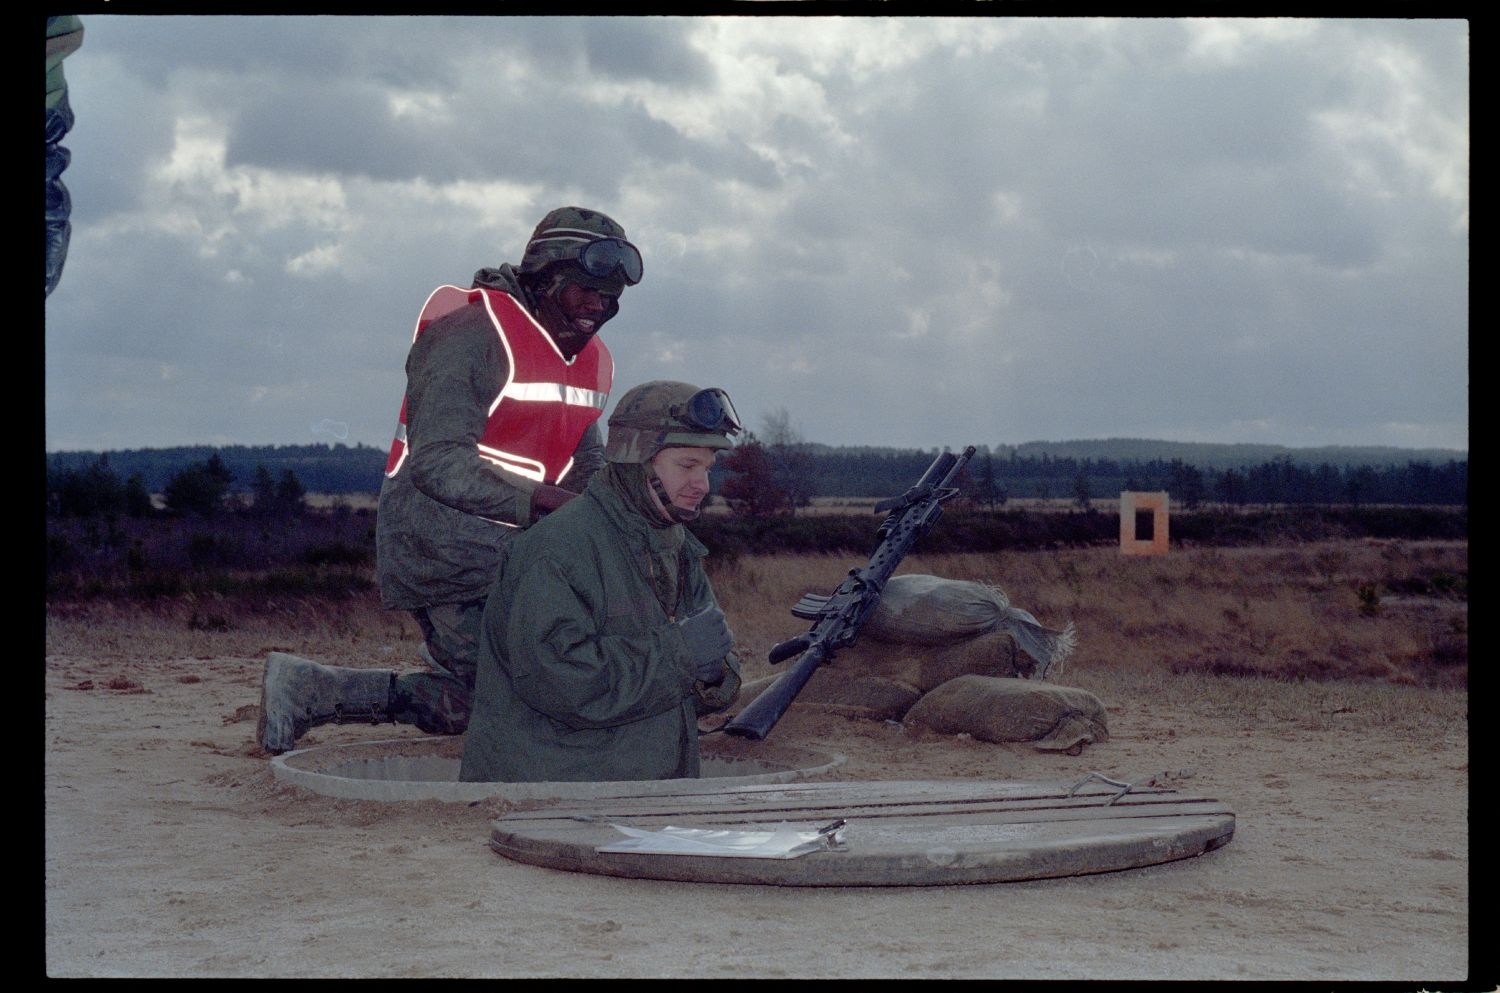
<box><xmin>719</xmin><ymin>640</ymin><xmax>829</xmax><ymax>741</ymax></box>
<box><xmin>722</xmin><ymin>445</ymin><xmax>976</xmax><ymax>741</ymax></box>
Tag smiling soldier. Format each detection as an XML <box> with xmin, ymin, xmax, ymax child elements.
<box><xmin>258</xmin><ymin>207</ymin><xmax>643</xmax><ymax>753</ymax></box>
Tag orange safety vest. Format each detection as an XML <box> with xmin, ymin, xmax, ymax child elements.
<box><xmin>384</xmin><ymin>285</ymin><xmax>613</xmax><ymax>485</ymax></box>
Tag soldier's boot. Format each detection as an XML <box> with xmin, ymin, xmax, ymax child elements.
<box><xmin>256</xmin><ymin>652</ymin><xmax>393</xmax><ymax>754</ymax></box>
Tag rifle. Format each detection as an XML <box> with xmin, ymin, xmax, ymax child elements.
<box><xmin>723</xmin><ymin>445</ymin><xmax>977</xmax><ymax>741</ymax></box>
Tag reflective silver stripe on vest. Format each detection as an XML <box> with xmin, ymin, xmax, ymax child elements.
<box><xmin>499</xmin><ymin>382</ymin><xmax>609</xmax><ymax>409</ymax></box>
<box><xmin>475</xmin><ymin>448</ymin><xmax>576</xmax><ymax>487</ymax></box>
<box><xmin>385</xmin><ymin>422</ymin><xmax>410</xmax><ymax>478</ymax></box>
<box><xmin>475</xmin><ymin>515</ymin><xmax>522</xmax><ymax>529</ymax></box>
<box><xmin>477</xmin><ymin>447</ymin><xmax>547</xmax><ymax>482</ymax></box>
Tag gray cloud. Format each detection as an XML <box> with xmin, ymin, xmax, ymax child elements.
<box><xmin>582</xmin><ymin>16</ymin><xmax>714</xmax><ymax>85</ymax></box>
<box><xmin>44</xmin><ymin>15</ymin><xmax>1467</xmax><ymax>456</ymax></box>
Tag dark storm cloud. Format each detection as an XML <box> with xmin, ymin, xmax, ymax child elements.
<box><xmin>582</xmin><ymin>16</ymin><xmax>715</xmax><ymax>85</ymax></box>
<box><xmin>44</xmin><ymin>16</ymin><xmax>1468</xmax><ymax>454</ymax></box>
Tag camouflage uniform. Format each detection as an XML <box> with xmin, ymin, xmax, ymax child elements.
<box><xmin>257</xmin><ymin>208</ymin><xmax>637</xmax><ymax>754</ymax></box>
<box><xmin>47</xmin><ymin>16</ymin><xmax>84</xmax><ymax>297</ymax></box>
<box><xmin>375</xmin><ymin>263</ymin><xmax>605</xmax><ymax>734</ymax></box>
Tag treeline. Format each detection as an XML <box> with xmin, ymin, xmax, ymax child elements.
<box><xmin>692</xmin><ymin>505</ymin><xmax>1469</xmax><ymax>562</ymax></box>
<box><xmin>45</xmin><ymin>443</ymin><xmax>388</xmax><ymax>497</ymax></box>
<box><xmin>45</xmin><ymin>440</ymin><xmax>1468</xmax><ymax>508</ymax></box>
<box><xmin>725</xmin><ymin>447</ymin><xmax>1468</xmax><ymax>509</ymax></box>
<box><xmin>962</xmin><ymin>450</ymin><xmax>1470</xmax><ymax>508</ymax></box>
<box><xmin>46</xmin><ymin>452</ymin><xmax>309</xmax><ymax>519</ymax></box>
<box><xmin>45</xmin><ymin>452</ymin><xmax>374</xmax><ymax>601</ymax></box>
<box><xmin>996</xmin><ymin>437</ymin><xmax>1465</xmax><ymax>472</ymax></box>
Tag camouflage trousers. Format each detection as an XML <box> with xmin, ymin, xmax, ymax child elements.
<box><xmin>389</xmin><ymin>600</ymin><xmax>485</xmax><ymax>735</ymax></box>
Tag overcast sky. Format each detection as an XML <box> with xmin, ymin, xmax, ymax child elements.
<box><xmin>43</xmin><ymin>15</ymin><xmax>1468</xmax><ymax>456</ymax></box>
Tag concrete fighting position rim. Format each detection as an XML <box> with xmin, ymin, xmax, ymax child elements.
<box><xmin>271</xmin><ymin>734</ymin><xmax>848</xmax><ymax>803</ymax></box>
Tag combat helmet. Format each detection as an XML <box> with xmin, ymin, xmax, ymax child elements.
<box><xmin>605</xmin><ymin>381</ymin><xmax>742</xmax><ymax>464</ymax></box>
<box><xmin>519</xmin><ymin>206</ymin><xmax>642</xmax><ymax>289</ymax></box>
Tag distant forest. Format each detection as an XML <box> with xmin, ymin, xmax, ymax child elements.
<box><xmin>45</xmin><ymin>438</ymin><xmax>1468</xmax><ymax>508</ymax></box>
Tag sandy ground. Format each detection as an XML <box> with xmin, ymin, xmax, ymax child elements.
<box><xmin>44</xmin><ymin>641</ymin><xmax>1473</xmax><ymax>981</ymax></box>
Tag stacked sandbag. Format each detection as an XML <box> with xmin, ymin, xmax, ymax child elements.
<box><xmin>729</xmin><ymin>574</ymin><xmax>1098</xmax><ymax>748</ymax></box>
<box><xmin>903</xmin><ymin>674</ymin><xmax>1109</xmax><ymax>754</ymax></box>
<box><xmin>829</xmin><ymin>629</ymin><xmax>1027</xmax><ymax>695</ymax></box>
<box><xmin>862</xmin><ymin>575</ymin><xmax>1076</xmax><ymax>679</ymax></box>
<box><xmin>737</xmin><ymin>626</ymin><xmax>1031</xmax><ymax>722</ymax></box>
<box><xmin>733</xmin><ymin>669</ymin><xmax>922</xmax><ymax>723</ymax></box>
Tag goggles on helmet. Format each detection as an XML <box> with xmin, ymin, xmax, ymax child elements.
<box><xmin>671</xmin><ymin>388</ymin><xmax>742</xmax><ymax>436</ymax></box>
<box><xmin>577</xmin><ymin>238</ymin><xmax>643</xmax><ymax>286</ymax></box>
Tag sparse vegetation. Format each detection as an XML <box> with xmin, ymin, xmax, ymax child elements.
<box><xmin>45</xmin><ymin>488</ymin><xmax>1466</xmax><ymax>694</ymax></box>
<box><xmin>45</xmin><ymin>506</ymin><xmax>376</xmax><ymax>601</ymax></box>
<box><xmin>709</xmin><ymin>541</ymin><xmax>1466</xmax><ymax>692</ymax></box>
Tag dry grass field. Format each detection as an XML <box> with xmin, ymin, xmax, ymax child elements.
<box><xmin>44</xmin><ymin>537</ymin><xmax>1471</xmax><ymax>979</ymax></box>
<box><xmin>712</xmin><ymin>539</ymin><xmax>1467</xmax><ymax>688</ymax></box>
<box><xmin>46</xmin><ymin>537</ymin><xmax>1467</xmax><ymax>692</ymax></box>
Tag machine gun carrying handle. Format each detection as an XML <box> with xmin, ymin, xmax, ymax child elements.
<box><xmin>790</xmin><ymin>593</ymin><xmax>832</xmax><ymax>620</ymax></box>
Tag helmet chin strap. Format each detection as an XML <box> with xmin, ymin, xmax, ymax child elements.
<box><xmin>648</xmin><ymin>465</ymin><xmax>699</xmax><ymax>523</ymax></box>
<box><xmin>532</xmin><ymin>285</ymin><xmax>592</xmax><ymax>358</ymax></box>
<box><xmin>529</xmin><ymin>269</ymin><xmax>616</xmax><ymax>359</ymax></box>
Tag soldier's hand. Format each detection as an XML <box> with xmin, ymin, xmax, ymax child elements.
<box><xmin>529</xmin><ymin>484</ymin><xmax>577</xmax><ymax>521</ymax></box>
<box><xmin>676</xmin><ymin>605</ymin><xmax>734</xmax><ymax>684</ymax></box>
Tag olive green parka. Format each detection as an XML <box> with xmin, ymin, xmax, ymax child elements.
<box><xmin>459</xmin><ymin>469</ymin><xmax>741</xmax><ymax>783</ymax></box>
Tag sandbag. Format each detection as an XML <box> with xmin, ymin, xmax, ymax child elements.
<box><xmin>863</xmin><ymin>575</ymin><xmax>1076</xmax><ymax>677</ymax></box>
<box><xmin>799</xmin><ymin>674</ymin><xmax>923</xmax><ymax>722</ymax></box>
<box><xmin>733</xmin><ymin>669</ymin><xmax>922</xmax><ymax>722</ymax></box>
<box><xmin>830</xmin><ymin>630</ymin><xmax>1028</xmax><ymax>692</ymax></box>
<box><xmin>903</xmin><ymin>674</ymin><xmax>1109</xmax><ymax>754</ymax></box>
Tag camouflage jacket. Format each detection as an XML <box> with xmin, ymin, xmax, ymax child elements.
<box><xmin>375</xmin><ymin>265</ymin><xmax>605</xmax><ymax>609</ymax></box>
<box><xmin>459</xmin><ymin>471</ymin><xmax>741</xmax><ymax>783</ymax></box>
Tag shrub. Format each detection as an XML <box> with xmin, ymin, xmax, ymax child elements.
<box><xmin>163</xmin><ymin>455</ymin><xmax>234</xmax><ymax>516</ymax></box>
